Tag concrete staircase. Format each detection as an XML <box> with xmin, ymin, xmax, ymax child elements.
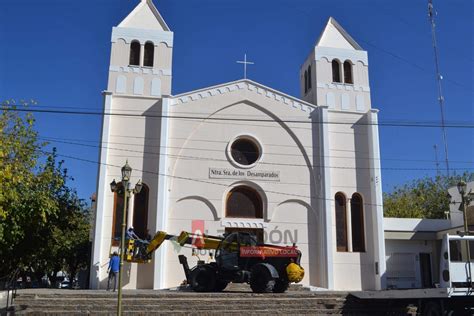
<box><xmin>11</xmin><ymin>284</ymin><xmax>412</xmax><ymax>315</ymax></box>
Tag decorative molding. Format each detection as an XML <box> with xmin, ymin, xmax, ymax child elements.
<box><xmin>133</xmin><ymin>77</ymin><xmax>144</xmax><ymax>95</ymax></box>
<box><xmin>315</xmin><ymin>46</ymin><xmax>368</xmax><ymax>65</ymax></box>
<box><xmin>151</xmin><ymin>78</ymin><xmax>161</xmax><ymax>96</ymax></box>
<box><xmin>171</xmin><ymin>80</ymin><xmax>315</xmax><ymax>113</ymax></box>
<box><xmin>220</xmin><ymin>218</ymin><xmax>268</xmax><ymax>229</ymax></box>
<box><xmin>115</xmin><ymin>75</ymin><xmax>127</xmax><ymax>94</ymax></box>
<box><xmin>316</xmin><ymin>82</ymin><xmax>370</xmax><ymax>92</ymax></box>
<box><xmin>356</xmin><ymin>95</ymin><xmax>365</xmax><ymax>112</ymax></box>
<box><xmin>109</xmin><ymin>65</ymin><xmax>172</xmax><ymax>77</ymax></box>
<box><xmin>111</xmin><ymin>27</ymin><xmax>173</xmax><ymax>47</ymax></box>
<box><xmin>326</xmin><ymin>92</ymin><xmax>335</xmax><ymax>109</ymax></box>
<box><xmin>341</xmin><ymin>94</ymin><xmax>350</xmax><ymax>110</ymax></box>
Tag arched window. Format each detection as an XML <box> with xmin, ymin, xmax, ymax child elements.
<box><xmin>144</xmin><ymin>42</ymin><xmax>154</xmax><ymax>67</ymax></box>
<box><xmin>112</xmin><ymin>182</ymin><xmax>127</xmax><ymax>245</ymax></box>
<box><xmin>332</xmin><ymin>60</ymin><xmax>341</xmax><ymax>83</ymax></box>
<box><xmin>344</xmin><ymin>61</ymin><xmax>353</xmax><ymax>84</ymax></box>
<box><xmin>351</xmin><ymin>193</ymin><xmax>365</xmax><ymax>252</ymax></box>
<box><xmin>133</xmin><ymin>183</ymin><xmax>149</xmax><ymax>239</ymax></box>
<box><xmin>307</xmin><ymin>65</ymin><xmax>312</xmax><ymax>90</ymax></box>
<box><xmin>335</xmin><ymin>193</ymin><xmax>348</xmax><ymax>252</ymax></box>
<box><xmin>129</xmin><ymin>41</ymin><xmax>141</xmax><ymax>66</ymax></box>
<box><xmin>226</xmin><ymin>186</ymin><xmax>263</xmax><ymax>218</ymax></box>
<box><xmin>304</xmin><ymin>70</ymin><xmax>308</xmax><ymax>94</ymax></box>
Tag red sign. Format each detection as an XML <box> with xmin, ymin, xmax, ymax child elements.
<box><xmin>191</xmin><ymin>220</ymin><xmax>205</xmax><ymax>248</ymax></box>
<box><xmin>240</xmin><ymin>246</ymin><xmax>299</xmax><ymax>258</ymax></box>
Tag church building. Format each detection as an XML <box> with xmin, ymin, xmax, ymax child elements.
<box><xmin>90</xmin><ymin>0</ymin><xmax>386</xmax><ymax>291</ymax></box>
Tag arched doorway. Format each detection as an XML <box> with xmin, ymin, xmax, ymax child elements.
<box><xmin>226</xmin><ymin>185</ymin><xmax>263</xmax><ymax>218</ymax></box>
<box><xmin>225</xmin><ymin>185</ymin><xmax>264</xmax><ymax>242</ymax></box>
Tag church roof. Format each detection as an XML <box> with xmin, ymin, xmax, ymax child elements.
<box><xmin>315</xmin><ymin>17</ymin><xmax>363</xmax><ymax>50</ymax></box>
<box><xmin>118</xmin><ymin>0</ymin><xmax>170</xmax><ymax>31</ymax></box>
<box><xmin>172</xmin><ymin>79</ymin><xmax>316</xmax><ymax>113</ymax></box>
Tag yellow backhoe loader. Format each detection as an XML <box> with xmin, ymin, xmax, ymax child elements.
<box><xmin>124</xmin><ymin>230</ymin><xmax>304</xmax><ymax>293</ymax></box>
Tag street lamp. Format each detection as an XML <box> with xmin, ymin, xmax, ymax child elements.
<box><xmin>457</xmin><ymin>180</ymin><xmax>470</xmax><ymax>235</ymax></box>
<box><xmin>110</xmin><ymin>160</ymin><xmax>142</xmax><ymax>316</ymax></box>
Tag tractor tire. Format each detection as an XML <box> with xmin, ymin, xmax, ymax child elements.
<box><xmin>213</xmin><ymin>279</ymin><xmax>229</xmax><ymax>292</ymax></box>
<box><xmin>250</xmin><ymin>264</ymin><xmax>276</xmax><ymax>293</ymax></box>
<box><xmin>422</xmin><ymin>301</ymin><xmax>442</xmax><ymax>316</ymax></box>
<box><xmin>190</xmin><ymin>264</ymin><xmax>216</xmax><ymax>292</ymax></box>
<box><xmin>273</xmin><ymin>278</ymin><xmax>290</xmax><ymax>293</ymax></box>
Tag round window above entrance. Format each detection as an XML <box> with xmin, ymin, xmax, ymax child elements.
<box><xmin>229</xmin><ymin>136</ymin><xmax>261</xmax><ymax>168</ymax></box>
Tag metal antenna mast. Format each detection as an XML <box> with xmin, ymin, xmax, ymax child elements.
<box><xmin>428</xmin><ymin>0</ymin><xmax>450</xmax><ymax>176</ymax></box>
<box><xmin>433</xmin><ymin>144</ymin><xmax>440</xmax><ymax>176</ymax></box>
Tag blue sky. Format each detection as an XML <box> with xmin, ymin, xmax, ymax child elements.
<box><xmin>1</xmin><ymin>0</ymin><xmax>473</xmax><ymax>202</ymax></box>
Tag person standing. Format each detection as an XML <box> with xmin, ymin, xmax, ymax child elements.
<box><xmin>107</xmin><ymin>252</ymin><xmax>120</xmax><ymax>291</ymax></box>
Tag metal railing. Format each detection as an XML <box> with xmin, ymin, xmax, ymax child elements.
<box><xmin>1</xmin><ymin>268</ymin><xmax>20</xmax><ymax>313</ymax></box>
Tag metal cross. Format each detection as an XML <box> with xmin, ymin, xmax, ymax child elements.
<box><xmin>236</xmin><ymin>54</ymin><xmax>254</xmax><ymax>79</ymax></box>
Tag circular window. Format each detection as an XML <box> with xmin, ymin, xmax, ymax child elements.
<box><xmin>230</xmin><ymin>137</ymin><xmax>261</xmax><ymax>166</ymax></box>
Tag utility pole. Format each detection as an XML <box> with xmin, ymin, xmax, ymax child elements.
<box><xmin>428</xmin><ymin>0</ymin><xmax>450</xmax><ymax>176</ymax></box>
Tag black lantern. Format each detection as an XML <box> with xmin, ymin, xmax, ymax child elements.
<box><xmin>134</xmin><ymin>179</ymin><xmax>143</xmax><ymax>194</ymax></box>
<box><xmin>110</xmin><ymin>179</ymin><xmax>118</xmax><ymax>192</ymax></box>
<box><xmin>121</xmin><ymin>160</ymin><xmax>132</xmax><ymax>182</ymax></box>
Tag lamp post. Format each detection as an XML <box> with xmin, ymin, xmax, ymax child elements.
<box><xmin>457</xmin><ymin>180</ymin><xmax>472</xmax><ymax>287</ymax></box>
<box><xmin>110</xmin><ymin>161</ymin><xmax>142</xmax><ymax>316</ymax></box>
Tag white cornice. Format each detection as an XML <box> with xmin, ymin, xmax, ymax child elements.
<box><xmin>220</xmin><ymin>218</ymin><xmax>268</xmax><ymax>229</ymax></box>
<box><xmin>171</xmin><ymin>79</ymin><xmax>317</xmax><ymax>113</ymax></box>
<box><xmin>109</xmin><ymin>65</ymin><xmax>171</xmax><ymax>76</ymax></box>
<box><xmin>315</xmin><ymin>47</ymin><xmax>368</xmax><ymax>66</ymax></box>
<box><xmin>112</xmin><ymin>27</ymin><xmax>173</xmax><ymax>47</ymax></box>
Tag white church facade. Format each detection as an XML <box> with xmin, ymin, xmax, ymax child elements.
<box><xmin>90</xmin><ymin>0</ymin><xmax>386</xmax><ymax>291</ymax></box>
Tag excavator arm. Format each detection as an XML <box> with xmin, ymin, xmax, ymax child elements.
<box><xmin>125</xmin><ymin>230</ymin><xmax>226</xmax><ymax>263</ymax></box>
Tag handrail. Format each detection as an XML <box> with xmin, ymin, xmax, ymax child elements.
<box><xmin>2</xmin><ymin>268</ymin><xmax>20</xmax><ymax>312</ymax></box>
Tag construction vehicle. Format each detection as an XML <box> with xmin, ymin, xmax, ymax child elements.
<box><xmin>124</xmin><ymin>230</ymin><xmax>305</xmax><ymax>293</ymax></box>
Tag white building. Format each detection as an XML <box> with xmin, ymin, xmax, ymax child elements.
<box><xmin>383</xmin><ymin>182</ymin><xmax>474</xmax><ymax>289</ymax></box>
<box><xmin>90</xmin><ymin>0</ymin><xmax>386</xmax><ymax>291</ymax></box>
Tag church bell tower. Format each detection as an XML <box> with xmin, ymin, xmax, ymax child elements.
<box><xmin>91</xmin><ymin>0</ymin><xmax>174</xmax><ymax>290</ymax></box>
<box><xmin>300</xmin><ymin>17</ymin><xmax>371</xmax><ymax>112</ymax></box>
<box><xmin>107</xmin><ymin>0</ymin><xmax>173</xmax><ymax>97</ymax></box>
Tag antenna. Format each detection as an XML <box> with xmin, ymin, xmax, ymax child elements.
<box><xmin>433</xmin><ymin>144</ymin><xmax>440</xmax><ymax>176</ymax></box>
<box><xmin>428</xmin><ymin>0</ymin><xmax>450</xmax><ymax>176</ymax></box>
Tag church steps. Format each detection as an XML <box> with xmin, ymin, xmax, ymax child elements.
<box><xmin>12</xmin><ymin>290</ymin><xmax>411</xmax><ymax>316</ymax></box>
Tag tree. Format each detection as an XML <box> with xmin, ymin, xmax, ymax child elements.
<box><xmin>0</xmin><ymin>100</ymin><xmax>62</xmax><ymax>277</ymax></box>
<box><xmin>383</xmin><ymin>172</ymin><xmax>474</xmax><ymax>219</ymax></box>
<box><xmin>0</xmin><ymin>101</ymin><xmax>90</xmax><ymax>286</ymax></box>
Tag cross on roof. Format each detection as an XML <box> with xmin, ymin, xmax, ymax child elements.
<box><xmin>236</xmin><ymin>54</ymin><xmax>254</xmax><ymax>79</ymax></box>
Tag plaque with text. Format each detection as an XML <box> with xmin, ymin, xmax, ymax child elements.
<box><xmin>209</xmin><ymin>168</ymin><xmax>280</xmax><ymax>182</ymax></box>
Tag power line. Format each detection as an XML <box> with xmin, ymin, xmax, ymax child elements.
<box><xmin>38</xmin><ymin>149</ymin><xmax>388</xmax><ymax>208</ymax></box>
<box><xmin>38</xmin><ymin>136</ymin><xmax>474</xmax><ymax>172</ymax></box>
<box><xmin>2</xmin><ymin>106</ymin><xmax>474</xmax><ymax>128</ymax></box>
<box><xmin>39</xmin><ymin>135</ymin><xmax>474</xmax><ymax>165</ymax></box>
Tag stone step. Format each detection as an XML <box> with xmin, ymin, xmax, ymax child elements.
<box><xmin>11</xmin><ymin>289</ymin><xmax>411</xmax><ymax>316</ymax></box>
<box><xmin>14</xmin><ymin>296</ymin><xmax>346</xmax><ymax>302</ymax></box>
<box><xmin>14</xmin><ymin>307</ymin><xmax>389</xmax><ymax>316</ymax></box>
<box><xmin>14</xmin><ymin>291</ymin><xmax>348</xmax><ymax>299</ymax></box>
<box><xmin>14</xmin><ymin>303</ymin><xmax>347</xmax><ymax>311</ymax></box>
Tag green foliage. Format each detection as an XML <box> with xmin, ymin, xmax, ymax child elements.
<box><xmin>0</xmin><ymin>101</ymin><xmax>90</xmax><ymax>284</ymax></box>
<box><xmin>383</xmin><ymin>172</ymin><xmax>474</xmax><ymax>219</ymax></box>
